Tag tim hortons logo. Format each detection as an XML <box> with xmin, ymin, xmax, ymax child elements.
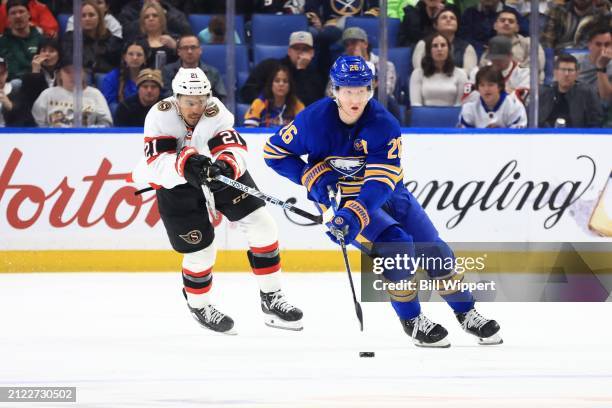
<box><xmin>0</xmin><ymin>148</ymin><xmax>160</xmax><ymax>229</ymax></box>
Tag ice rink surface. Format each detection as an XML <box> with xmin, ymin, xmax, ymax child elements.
<box><xmin>1</xmin><ymin>272</ymin><xmax>611</xmax><ymax>408</ymax></box>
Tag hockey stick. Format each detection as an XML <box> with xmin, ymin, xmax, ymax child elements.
<box><xmin>212</xmin><ymin>174</ymin><xmax>324</xmax><ymax>224</ymax></box>
<box><xmin>328</xmin><ymin>187</ymin><xmax>364</xmax><ymax>332</ymax></box>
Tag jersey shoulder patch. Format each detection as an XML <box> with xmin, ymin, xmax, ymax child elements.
<box><xmin>157</xmin><ymin>101</ymin><xmax>172</xmax><ymax>111</ymax></box>
<box><xmin>205</xmin><ymin>102</ymin><xmax>219</xmax><ymax>117</ymax></box>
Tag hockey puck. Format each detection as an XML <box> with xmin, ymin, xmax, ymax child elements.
<box><xmin>359</xmin><ymin>352</ymin><xmax>375</xmax><ymax>358</ymax></box>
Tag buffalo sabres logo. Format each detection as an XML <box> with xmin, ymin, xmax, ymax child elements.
<box><xmin>327</xmin><ymin>156</ymin><xmax>366</xmax><ymax>177</ymax></box>
<box><xmin>331</xmin><ymin>0</ymin><xmax>363</xmax><ymax>15</ymax></box>
<box><xmin>334</xmin><ymin>217</ymin><xmax>344</xmax><ymax>225</ymax></box>
<box><xmin>179</xmin><ymin>230</ymin><xmax>203</xmax><ymax>245</ymax></box>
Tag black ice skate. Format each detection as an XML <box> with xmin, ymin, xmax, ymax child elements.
<box><xmin>260</xmin><ymin>290</ymin><xmax>303</xmax><ymax>331</ymax></box>
<box><xmin>401</xmin><ymin>313</ymin><xmax>450</xmax><ymax>348</ymax></box>
<box><xmin>456</xmin><ymin>308</ymin><xmax>502</xmax><ymax>345</ymax></box>
<box><xmin>183</xmin><ymin>289</ymin><xmax>236</xmax><ymax>335</ymax></box>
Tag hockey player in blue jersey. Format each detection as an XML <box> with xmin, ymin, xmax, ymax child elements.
<box><xmin>264</xmin><ymin>55</ymin><xmax>502</xmax><ymax>347</ymax></box>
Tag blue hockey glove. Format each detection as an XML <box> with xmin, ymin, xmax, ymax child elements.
<box><xmin>326</xmin><ymin>200</ymin><xmax>370</xmax><ymax>245</ymax></box>
<box><xmin>301</xmin><ymin>162</ymin><xmax>336</xmax><ymax>207</ymax></box>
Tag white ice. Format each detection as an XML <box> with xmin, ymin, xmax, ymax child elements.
<box><xmin>1</xmin><ymin>272</ymin><xmax>611</xmax><ymax>408</ymax></box>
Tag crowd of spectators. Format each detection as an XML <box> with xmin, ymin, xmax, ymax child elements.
<box><xmin>0</xmin><ymin>0</ymin><xmax>610</xmax><ymax>129</ymax></box>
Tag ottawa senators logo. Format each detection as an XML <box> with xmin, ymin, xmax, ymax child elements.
<box><xmin>179</xmin><ymin>230</ymin><xmax>202</xmax><ymax>245</ymax></box>
<box><xmin>204</xmin><ymin>103</ymin><xmax>219</xmax><ymax>117</ymax></box>
<box><xmin>157</xmin><ymin>101</ymin><xmax>171</xmax><ymax>111</ymax></box>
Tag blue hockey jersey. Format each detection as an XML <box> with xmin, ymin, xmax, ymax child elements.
<box><xmin>264</xmin><ymin>97</ymin><xmax>403</xmax><ymax>213</ymax></box>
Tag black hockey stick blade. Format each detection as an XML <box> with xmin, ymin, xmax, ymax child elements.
<box><xmin>339</xmin><ymin>235</ymin><xmax>364</xmax><ymax>331</ymax></box>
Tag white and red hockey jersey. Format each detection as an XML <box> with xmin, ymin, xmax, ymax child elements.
<box><xmin>459</xmin><ymin>91</ymin><xmax>527</xmax><ymax>128</ymax></box>
<box><xmin>463</xmin><ymin>61</ymin><xmax>530</xmax><ymax>105</ymax></box>
<box><xmin>131</xmin><ymin>96</ymin><xmax>248</xmax><ymax>189</ymax></box>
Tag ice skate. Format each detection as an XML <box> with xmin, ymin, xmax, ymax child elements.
<box><xmin>401</xmin><ymin>313</ymin><xmax>450</xmax><ymax>348</ymax></box>
<box><xmin>260</xmin><ymin>290</ymin><xmax>303</xmax><ymax>331</ymax></box>
<box><xmin>456</xmin><ymin>308</ymin><xmax>502</xmax><ymax>345</ymax></box>
<box><xmin>183</xmin><ymin>289</ymin><xmax>237</xmax><ymax>335</ymax></box>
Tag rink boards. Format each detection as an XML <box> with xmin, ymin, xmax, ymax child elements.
<box><xmin>1</xmin><ymin>128</ymin><xmax>611</xmax><ymax>272</ymax></box>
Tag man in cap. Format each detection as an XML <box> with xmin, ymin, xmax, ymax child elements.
<box><xmin>341</xmin><ymin>26</ymin><xmax>397</xmax><ymax>95</ymax></box>
<box><xmin>240</xmin><ymin>31</ymin><xmax>326</xmax><ymax>106</ymax></box>
<box><xmin>0</xmin><ymin>0</ymin><xmax>43</xmax><ymax>80</ymax></box>
<box><xmin>116</xmin><ymin>68</ymin><xmax>164</xmax><ymax>126</ymax></box>
<box><xmin>464</xmin><ymin>35</ymin><xmax>530</xmax><ymax>104</ymax></box>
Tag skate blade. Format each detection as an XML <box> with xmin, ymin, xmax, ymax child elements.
<box><xmin>190</xmin><ymin>313</ymin><xmax>237</xmax><ymax>335</ymax></box>
<box><xmin>478</xmin><ymin>333</ymin><xmax>503</xmax><ymax>345</ymax></box>
<box><xmin>414</xmin><ymin>338</ymin><xmax>451</xmax><ymax>348</ymax></box>
<box><xmin>264</xmin><ymin>315</ymin><xmax>303</xmax><ymax>331</ymax></box>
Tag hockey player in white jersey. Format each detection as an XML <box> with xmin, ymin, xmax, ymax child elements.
<box><xmin>460</xmin><ymin>66</ymin><xmax>527</xmax><ymax>128</ymax></box>
<box><xmin>131</xmin><ymin>67</ymin><xmax>303</xmax><ymax>334</ymax></box>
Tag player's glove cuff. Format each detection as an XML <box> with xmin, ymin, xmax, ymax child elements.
<box><xmin>301</xmin><ymin>161</ymin><xmax>332</xmax><ymax>191</ymax></box>
<box><xmin>176</xmin><ymin>146</ymin><xmax>198</xmax><ymax>177</ymax></box>
<box><xmin>344</xmin><ymin>199</ymin><xmax>370</xmax><ymax>230</ymax></box>
<box><xmin>216</xmin><ymin>153</ymin><xmax>240</xmax><ymax>180</ymax></box>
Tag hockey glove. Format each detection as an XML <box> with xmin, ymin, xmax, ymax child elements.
<box><xmin>327</xmin><ymin>200</ymin><xmax>370</xmax><ymax>245</ymax></box>
<box><xmin>178</xmin><ymin>147</ymin><xmax>213</xmax><ymax>189</ymax></box>
<box><xmin>301</xmin><ymin>162</ymin><xmax>336</xmax><ymax>207</ymax></box>
<box><xmin>204</xmin><ymin>154</ymin><xmax>239</xmax><ymax>192</ymax></box>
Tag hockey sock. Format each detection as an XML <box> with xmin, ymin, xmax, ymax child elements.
<box><xmin>391</xmin><ymin>299</ymin><xmax>421</xmax><ymax>320</ymax></box>
<box><xmin>247</xmin><ymin>242</ymin><xmax>281</xmax><ymax>293</ymax></box>
<box><xmin>182</xmin><ymin>266</ymin><xmax>213</xmax><ymax>308</ymax></box>
<box><xmin>437</xmin><ymin>274</ymin><xmax>475</xmax><ymax>313</ymax></box>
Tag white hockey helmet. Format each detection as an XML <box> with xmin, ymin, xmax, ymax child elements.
<box><xmin>172</xmin><ymin>67</ymin><xmax>212</xmax><ymax>97</ymax></box>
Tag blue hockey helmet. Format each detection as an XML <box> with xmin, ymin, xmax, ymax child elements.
<box><xmin>329</xmin><ymin>55</ymin><xmax>374</xmax><ymax>88</ymax></box>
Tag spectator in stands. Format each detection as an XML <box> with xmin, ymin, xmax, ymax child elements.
<box><xmin>244</xmin><ymin>65</ymin><xmax>305</xmax><ymax>128</ymax></box>
<box><xmin>459</xmin><ymin>65</ymin><xmax>527</xmax><ymax>128</ymax></box>
<box><xmin>161</xmin><ymin>35</ymin><xmax>226</xmax><ymax>101</ymax></box>
<box><xmin>412</xmin><ymin>7</ymin><xmax>477</xmax><ymax>73</ymax></box>
<box><xmin>7</xmin><ymin>36</ymin><xmax>60</xmax><ymax>126</ymax></box>
<box><xmin>305</xmin><ymin>0</ymin><xmax>379</xmax><ymax>72</ymax></box>
<box><xmin>32</xmin><ymin>57</ymin><xmax>113</xmax><ymax>127</ymax></box>
<box><xmin>115</xmin><ymin>68</ymin><xmax>162</xmax><ymax>126</ymax></box>
<box><xmin>305</xmin><ymin>0</ymin><xmax>379</xmax><ymax>29</ymax></box>
<box><xmin>101</xmin><ymin>41</ymin><xmax>147</xmax><ymax>108</ymax></box>
<box><xmin>62</xmin><ymin>0</ymin><xmax>123</xmax><ymax>74</ymax></box>
<box><xmin>0</xmin><ymin>57</ymin><xmax>18</xmax><ymax>126</ymax></box>
<box><xmin>480</xmin><ymin>9</ymin><xmax>545</xmax><ymax>81</ymax></box>
<box><xmin>341</xmin><ymin>27</ymin><xmax>397</xmax><ymax>95</ymax></box>
<box><xmin>198</xmin><ymin>15</ymin><xmax>241</xmax><ymax>45</ymax></box>
<box><xmin>0</xmin><ymin>0</ymin><xmax>58</xmax><ymax>37</ymax></box>
<box><xmin>539</xmin><ymin>53</ymin><xmax>603</xmax><ymax>127</ymax></box>
<box><xmin>0</xmin><ymin>0</ymin><xmax>43</xmax><ymax>80</ymax></box>
<box><xmin>465</xmin><ymin>35</ymin><xmax>530</xmax><ymax>104</ymax></box>
<box><xmin>135</xmin><ymin>1</ymin><xmax>179</xmax><ymax>68</ymax></box>
<box><xmin>398</xmin><ymin>0</ymin><xmax>460</xmax><ymax>46</ymax></box>
<box><xmin>240</xmin><ymin>31</ymin><xmax>326</xmax><ymax>106</ymax></box>
<box><xmin>459</xmin><ymin>0</ymin><xmax>528</xmax><ymax>52</ymax></box>
<box><xmin>410</xmin><ymin>33</ymin><xmax>467</xmax><ymax>106</ymax></box>
<box><xmin>119</xmin><ymin>0</ymin><xmax>191</xmax><ymax>42</ymax></box>
<box><xmin>66</xmin><ymin>0</ymin><xmax>122</xmax><ymax>38</ymax></box>
<box><xmin>577</xmin><ymin>26</ymin><xmax>612</xmax><ymax>100</ymax></box>
<box><xmin>541</xmin><ymin>0</ymin><xmax>598</xmax><ymax>50</ymax></box>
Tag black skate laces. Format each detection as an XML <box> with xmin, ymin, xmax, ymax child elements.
<box><xmin>269</xmin><ymin>292</ymin><xmax>294</xmax><ymax>313</ymax></box>
<box><xmin>462</xmin><ymin>309</ymin><xmax>488</xmax><ymax>330</ymax></box>
<box><xmin>411</xmin><ymin>314</ymin><xmax>436</xmax><ymax>338</ymax></box>
<box><xmin>202</xmin><ymin>305</ymin><xmax>225</xmax><ymax>325</ymax></box>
